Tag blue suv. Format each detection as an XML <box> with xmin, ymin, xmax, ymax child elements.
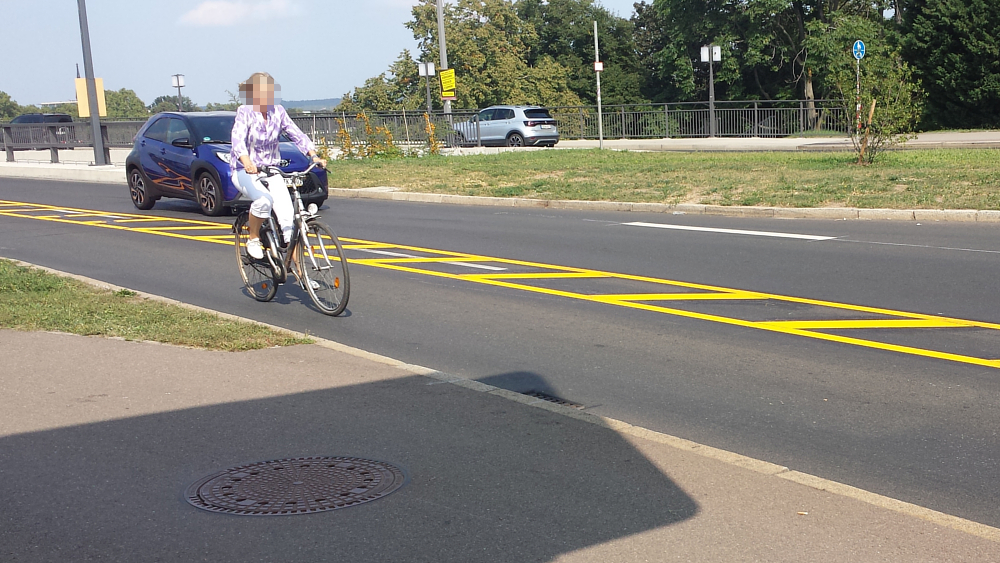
<box><xmin>125</xmin><ymin>111</ymin><xmax>327</xmax><ymax>216</ymax></box>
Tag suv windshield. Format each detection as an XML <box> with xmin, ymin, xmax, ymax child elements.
<box><xmin>189</xmin><ymin>115</ymin><xmax>236</xmax><ymax>143</ymax></box>
<box><xmin>524</xmin><ymin>109</ymin><xmax>552</xmax><ymax>119</ymax></box>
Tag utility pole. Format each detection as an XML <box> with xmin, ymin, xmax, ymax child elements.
<box><xmin>76</xmin><ymin>0</ymin><xmax>106</xmax><ymax>165</ymax></box>
<box><xmin>594</xmin><ymin>21</ymin><xmax>604</xmax><ymax>149</ymax></box>
<box><xmin>436</xmin><ymin>0</ymin><xmax>450</xmax><ymax>117</ymax></box>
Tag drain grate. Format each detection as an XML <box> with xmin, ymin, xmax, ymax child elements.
<box><xmin>185</xmin><ymin>457</ymin><xmax>407</xmax><ymax>516</ymax></box>
<box><xmin>523</xmin><ymin>391</ymin><xmax>585</xmax><ymax>410</ymax></box>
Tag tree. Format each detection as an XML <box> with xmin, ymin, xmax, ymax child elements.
<box><xmin>407</xmin><ymin>0</ymin><xmax>582</xmax><ymax>108</ymax></box>
<box><xmin>902</xmin><ymin>0</ymin><xmax>1000</xmax><ymax>128</ymax></box>
<box><xmin>517</xmin><ymin>0</ymin><xmax>644</xmax><ymax>105</ymax></box>
<box><xmin>105</xmin><ymin>88</ymin><xmax>148</xmax><ymax>119</ymax></box>
<box><xmin>148</xmin><ymin>94</ymin><xmax>199</xmax><ymax>113</ymax></box>
<box><xmin>809</xmin><ymin>14</ymin><xmax>922</xmax><ymax>162</ymax></box>
<box><xmin>0</xmin><ymin>91</ymin><xmax>19</xmax><ymax>121</ymax></box>
<box><xmin>337</xmin><ymin>50</ymin><xmax>425</xmax><ymax>112</ymax></box>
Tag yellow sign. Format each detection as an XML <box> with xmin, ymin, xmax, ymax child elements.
<box><xmin>440</xmin><ymin>68</ymin><xmax>456</xmax><ymax>100</ymax></box>
<box><xmin>75</xmin><ymin>78</ymin><xmax>107</xmax><ymax>118</ymax></box>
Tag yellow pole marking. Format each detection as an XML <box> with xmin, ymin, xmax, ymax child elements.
<box><xmin>3</xmin><ymin>199</ymin><xmax>998</xmax><ymax>370</ymax></box>
<box><xmin>595</xmin><ymin>292</ymin><xmax>768</xmax><ymax>302</ymax></box>
<box><xmin>756</xmin><ymin>319</ymin><xmax>971</xmax><ymax>330</ymax></box>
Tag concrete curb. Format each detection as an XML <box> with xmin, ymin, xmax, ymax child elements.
<box><xmin>329</xmin><ymin>188</ymin><xmax>1000</xmax><ymax>223</ymax></box>
<box><xmin>5</xmin><ymin>255</ymin><xmax>999</xmax><ymax>543</ymax></box>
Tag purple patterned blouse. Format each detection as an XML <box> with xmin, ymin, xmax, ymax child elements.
<box><xmin>230</xmin><ymin>104</ymin><xmax>315</xmax><ymax>172</ymax></box>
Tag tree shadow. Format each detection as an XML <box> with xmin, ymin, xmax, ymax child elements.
<box><xmin>0</xmin><ymin>371</ymin><xmax>696</xmax><ymax>562</ymax></box>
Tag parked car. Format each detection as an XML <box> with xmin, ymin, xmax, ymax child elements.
<box><xmin>9</xmin><ymin>113</ymin><xmax>73</xmax><ymax>124</ymax></box>
<box><xmin>454</xmin><ymin>105</ymin><xmax>559</xmax><ymax>147</ymax></box>
<box><xmin>124</xmin><ymin>111</ymin><xmax>327</xmax><ymax>216</ymax></box>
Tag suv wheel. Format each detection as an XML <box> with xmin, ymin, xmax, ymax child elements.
<box><xmin>128</xmin><ymin>168</ymin><xmax>157</xmax><ymax>210</ymax></box>
<box><xmin>196</xmin><ymin>173</ymin><xmax>225</xmax><ymax>216</ymax></box>
<box><xmin>506</xmin><ymin>132</ymin><xmax>525</xmax><ymax>147</ymax></box>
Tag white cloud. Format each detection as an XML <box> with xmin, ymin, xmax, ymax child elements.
<box><xmin>180</xmin><ymin>0</ymin><xmax>302</xmax><ymax>27</ymax></box>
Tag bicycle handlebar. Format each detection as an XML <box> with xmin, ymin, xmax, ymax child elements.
<box><xmin>257</xmin><ymin>162</ymin><xmax>320</xmax><ymax>178</ymax></box>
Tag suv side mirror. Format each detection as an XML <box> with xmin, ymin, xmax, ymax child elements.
<box><xmin>172</xmin><ymin>137</ymin><xmax>193</xmax><ymax>149</ymax></box>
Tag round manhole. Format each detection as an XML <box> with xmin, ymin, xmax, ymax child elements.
<box><xmin>185</xmin><ymin>457</ymin><xmax>407</xmax><ymax>516</ymax></box>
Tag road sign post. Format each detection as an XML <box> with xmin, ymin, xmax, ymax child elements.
<box><xmin>853</xmin><ymin>40</ymin><xmax>866</xmax><ymax>136</ymax></box>
<box><xmin>172</xmin><ymin>74</ymin><xmax>185</xmax><ymax>111</ymax></box>
<box><xmin>76</xmin><ymin>0</ymin><xmax>106</xmax><ymax>166</ymax></box>
<box><xmin>418</xmin><ymin>62</ymin><xmax>435</xmax><ymax>114</ymax></box>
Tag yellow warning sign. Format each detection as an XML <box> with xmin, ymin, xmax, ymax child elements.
<box><xmin>440</xmin><ymin>69</ymin><xmax>456</xmax><ymax>100</ymax></box>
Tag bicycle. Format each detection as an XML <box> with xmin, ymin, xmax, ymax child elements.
<box><xmin>232</xmin><ymin>163</ymin><xmax>350</xmax><ymax>316</ymax></box>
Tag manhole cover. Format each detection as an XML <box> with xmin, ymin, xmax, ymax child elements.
<box><xmin>185</xmin><ymin>457</ymin><xmax>407</xmax><ymax>516</ymax></box>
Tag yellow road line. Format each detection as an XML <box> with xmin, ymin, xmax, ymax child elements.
<box><xmin>595</xmin><ymin>292</ymin><xmax>768</xmax><ymax>302</ymax></box>
<box><xmin>756</xmin><ymin>319</ymin><xmax>971</xmax><ymax>330</ymax></box>
<box><xmin>3</xmin><ymin>199</ymin><xmax>999</xmax><ymax>370</ymax></box>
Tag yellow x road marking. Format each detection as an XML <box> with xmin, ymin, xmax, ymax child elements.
<box><xmin>3</xmin><ymin>198</ymin><xmax>998</xmax><ymax>370</ymax></box>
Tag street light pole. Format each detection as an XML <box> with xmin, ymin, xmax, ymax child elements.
<box><xmin>172</xmin><ymin>74</ymin><xmax>185</xmax><ymax>111</ymax></box>
<box><xmin>436</xmin><ymin>0</ymin><xmax>450</xmax><ymax>117</ymax></box>
<box><xmin>76</xmin><ymin>0</ymin><xmax>106</xmax><ymax>166</ymax></box>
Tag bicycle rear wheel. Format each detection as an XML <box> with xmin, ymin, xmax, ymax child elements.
<box><xmin>298</xmin><ymin>220</ymin><xmax>350</xmax><ymax>316</ymax></box>
<box><xmin>234</xmin><ymin>212</ymin><xmax>278</xmax><ymax>302</ymax></box>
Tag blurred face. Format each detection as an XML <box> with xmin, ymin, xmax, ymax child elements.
<box><xmin>252</xmin><ymin>78</ymin><xmax>274</xmax><ymax>108</ymax></box>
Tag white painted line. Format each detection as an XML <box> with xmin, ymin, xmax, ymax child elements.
<box><xmin>623</xmin><ymin>221</ymin><xmax>837</xmax><ymax>241</ymax></box>
<box><xmin>357</xmin><ymin>249</ymin><xmax>418</xmax><ymax>258</ymax></box>
<box><xmin>443</xmin><ymin>261</ymin><xmax>507</xmax><ymax>271</ymax></box>
<box><xmin>357</xmin><ymin>248</ymin><xmax>507</xmax><ymax>271</ymax></box>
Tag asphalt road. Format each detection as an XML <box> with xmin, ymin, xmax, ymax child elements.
<box><xmin>2</xmin><ymin>178</ymin><xmax>999</xmax><ymax>528</ymax></box>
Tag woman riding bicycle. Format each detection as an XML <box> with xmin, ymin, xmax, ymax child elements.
<box><xmin>230</xmin><ymin>72</ymin><xmax>325</xmax><ymax>264</ymax></box>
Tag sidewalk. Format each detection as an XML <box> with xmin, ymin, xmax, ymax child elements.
<box><xmin>2</xmin><ymin>326</ymin><xmax>997</xmax><ymax>561</ymax></box>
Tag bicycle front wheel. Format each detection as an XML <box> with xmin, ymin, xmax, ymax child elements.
<box><xmin>234</xmin><ymin>212</ymin><xmax>278</xmax><ymax>302</ymax></box>
<box><xmin>298</xmin><ymin>220</ymin><xmax>350</xmax><ymax>316</ymax></box>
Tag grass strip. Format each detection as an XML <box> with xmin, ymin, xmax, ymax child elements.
<box><xmin>0</xmin><ymin>260</ymin><xmax>312</xmax><ymax>351</ymax></box>
<box><xmin>326</xmin><ymin>148</ymin><xmax>1000</xmax><ymax>210</ymax></box>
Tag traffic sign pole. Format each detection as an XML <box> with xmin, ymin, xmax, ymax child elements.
<box><xmin>853</xmin><ymin>40</ymin><xmax>866</xmax><ymax>136</ymax></box>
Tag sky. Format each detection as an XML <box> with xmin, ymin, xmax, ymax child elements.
<box><xmin>1</xmin><ymin>0</ymin><xmax>640</xmax><ymax>107</ymax></box>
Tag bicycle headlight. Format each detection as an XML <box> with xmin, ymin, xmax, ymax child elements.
<box><xmin>307</xmin><ymin>203</ymin><xmax>319</xmax><ymax>215</ymax></box>
<box><xmin>214</xmin><ymin>152</ymin><xmax>231</xmax><ymax>164</ymax></box>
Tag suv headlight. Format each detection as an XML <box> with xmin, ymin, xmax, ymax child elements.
<box><xmin>214</xmin><ymin>152</ymin><xmax>231</xmax><ymax>164</ymax></box>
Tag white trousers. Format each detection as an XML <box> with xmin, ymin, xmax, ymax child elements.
<box><xmin>234</xmin><ymin>169</ymin><xmax>294</xmax><ymax>243</ymax></box>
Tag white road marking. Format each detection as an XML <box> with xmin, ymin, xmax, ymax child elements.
<box><xmin>356</xmin><ymin>248</ymin><xmax>507</xmax><ymax>271</ymax></box>
<box><xmin>623</xmin><ymin>221</ymin><xmax>837</xmax><ymax>241</ymax></box>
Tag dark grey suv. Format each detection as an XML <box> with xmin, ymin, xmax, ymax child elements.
<box><xmin>454</xmin><ymin>105</ymin><xmax>559</xmax><ymax>147</ymax></box>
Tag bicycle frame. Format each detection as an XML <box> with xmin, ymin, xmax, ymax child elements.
<box><xmin>256</xmin><ymin>163</ymin><xmax>322</xmax><ymax>286</ymax></box>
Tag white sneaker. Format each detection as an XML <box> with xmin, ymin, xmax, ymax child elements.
<box><xmin>246</xmin><ymin>238</ymin><xmax>264</xmax><ymax>260</ymax></box>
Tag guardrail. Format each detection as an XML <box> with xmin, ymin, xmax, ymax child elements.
<box><xmin>2</xmin><ymin>121</ymin><xmax>143</xmax><ymax>163</ymax></box>
<box><xmin>290</xmin><ymin>110</ymin><xmax>482</xmax><ymax>149</ymax></box>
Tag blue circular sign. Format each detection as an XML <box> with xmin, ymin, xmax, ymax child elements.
<box><xmin>853</xmin><ymin>40</ymin><xmax>866</xmax><ymax>60</ymax></box>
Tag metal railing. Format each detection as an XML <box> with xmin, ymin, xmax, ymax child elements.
<box><xmin>1</xmin><ymin>99</ymin><xmax>851</xmax><ymax>162</ymax></box>
<box><xmin>290</xmin><ymin>110</ymin><xmax>482</xmax><ymax>149</ymax></box>
<box><xmin>546</xmin><ymin>100</ymin><xmax>850</xmax><ymax>140</ymax></box>
<box><xmin>288</xmin><ymin>100</ymin><xmax>849</xmax><ymax>148</ymax></box>
<box><xmin>2</xmin><ymin>121</ymin><xmax>143</xmax><ymax>163</ymax></box>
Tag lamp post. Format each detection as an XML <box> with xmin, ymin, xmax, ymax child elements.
<box><xmin>172</xmin><ymin>74</ymin><xmax>185</xmax><ymax>111</ymax></box>
<box><xmin>76</xmin><ymin>0</ymin><xmax>106</xmax><ymax>165</ymax></box>
<box><xmin>701</xmin><ymin>44</ymin><xmax>721</xmax><ymax>137</ymax></box>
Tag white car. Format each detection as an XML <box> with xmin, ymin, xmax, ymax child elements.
<box><xmin>454</xmin><ymin>105</ymin><xmax>559</xmax><ymax>147</ymax></box>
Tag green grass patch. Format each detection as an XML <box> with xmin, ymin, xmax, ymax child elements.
<box><xmin>326</xmin><ymin>149</ymin><xmax>1000</xmax><ymax>210</ymax></box>
<box><xmin>0</xmin><ymin>260</ymin><xmax>312</xmax><ymax>351</ymax></box>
